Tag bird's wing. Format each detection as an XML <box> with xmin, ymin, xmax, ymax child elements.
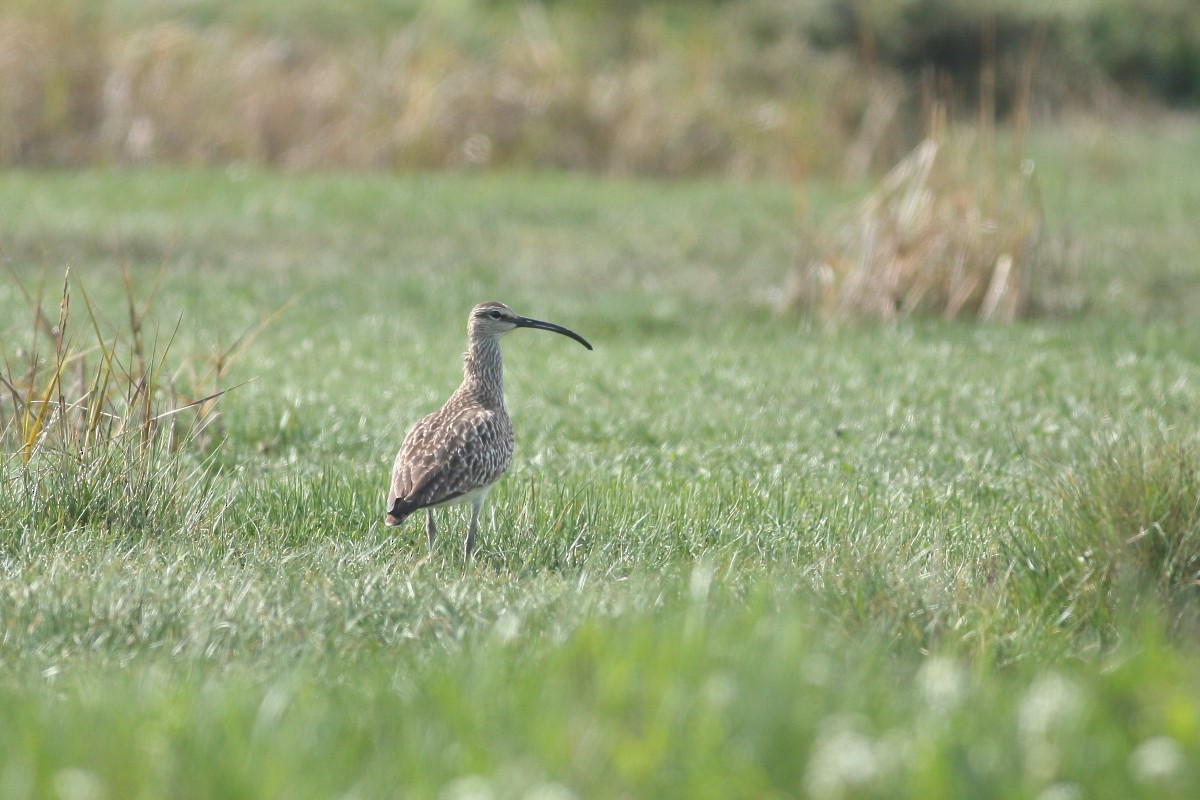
<box><xmin>387</xmin><ymin>406</ymin><xmax>512</xmax><ymax>518</ymax></box>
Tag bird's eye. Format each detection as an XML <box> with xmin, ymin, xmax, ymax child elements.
<box><xmin>489</xmin><ymin>310</ymin><xmax>502</xmax><ymax>320</ymax></box>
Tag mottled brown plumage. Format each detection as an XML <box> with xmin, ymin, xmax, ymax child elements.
<box><xmin>386</xmin><ymin>301</ymin><xmax>592</xmax><ymax>557</ymax></box>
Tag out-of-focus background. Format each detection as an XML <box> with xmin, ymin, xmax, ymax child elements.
<box><xmin>5</xmin><ymin>0</ymin><xmax>1197</xmax><ymax>176</ymax></box>
<box><xmin>3</xmin><ymin>4</ymin><xmax>1200</xmax><ymax>798</ymax></box>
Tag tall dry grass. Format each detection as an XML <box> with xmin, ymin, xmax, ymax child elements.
<box><xmin>0</xmin><ymin>2</ymin><xmax>910</xmax><ymax>176</ymax></box>
<box><xmin>2</xmin><ymin>1</ymin><xmax>1188</xmax><ymax>177</ymax></box>
<box><xmin>0</xmin><ymin>266</ymin><xmax>234</xmax><ymax>461</ymax></box>
<box><xmin>0</xmin><ymin>265</ymin><xmax>255</xmax><ymax>540</ymax></box>
<box><xmin>783</xmin><ymin>122</ymin><xmax>1047</xmax><ymax>321</ymax></box>
<box><xmin>782</xmin><ymin>27</ymin><xmax>1077</xmax><ymax>322</ymax></box>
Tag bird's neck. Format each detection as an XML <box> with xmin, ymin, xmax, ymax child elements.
<box><xmin>460</xmin><ymin>335</ymin><xmax>505</xmax><ymax>407</ymax></box>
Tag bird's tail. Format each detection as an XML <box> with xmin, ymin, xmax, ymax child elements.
<box><xmin>385</xmin><ymin>499</ymin><xmax>411</xmax><ymax>527</ymax></box>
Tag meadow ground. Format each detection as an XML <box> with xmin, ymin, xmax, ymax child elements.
<box><xmin>2</xmin><ymin>121</ymin><xmax>1200</xmax><ymax>797</ymax></box>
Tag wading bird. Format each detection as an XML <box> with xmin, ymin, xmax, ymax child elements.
<box><xmin>385</xmin><ymin>301</ymin><xmax>592</xmax><ymax>558</ymax></box>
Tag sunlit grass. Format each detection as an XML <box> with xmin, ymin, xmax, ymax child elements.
<box><xmin>2</xmin><ymin>127</ymin><xmax>1200</xmax><ymax>795</ymax></box>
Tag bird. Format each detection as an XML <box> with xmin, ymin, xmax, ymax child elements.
<box><xmin>385</xmin><ymin>301</ymin><xmax>592</xmax><ymax>558</ymax></box>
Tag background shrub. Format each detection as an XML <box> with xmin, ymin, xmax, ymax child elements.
<box><xmin>1</xmin><ymin>0</ymin><xmax>1198</xmax><ymax>174</ymax></box>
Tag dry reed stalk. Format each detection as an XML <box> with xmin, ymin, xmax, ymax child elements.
<box><xmin>1</xmin><ymin>266</ymin><xmax>253</xmax><ymax>464</ymax></box>
<box><xmin>784</xmin><ymin>130</ymin><xmax>1044</xmax><ymax>322</ymax></box>
<box><xmin>0</xmin><ymin>5</ymin><xmax>900</xmax><ymax>176</ymax></box>
<box><xmin>784</xmin><ymin>20</ymin><xmax>1056</xmax><ymax>323</ymax></box>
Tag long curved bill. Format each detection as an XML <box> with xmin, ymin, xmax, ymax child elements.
<box><xmin>515</xmin><ymin>316</ymin><xmax>594</xmax><ymax>350</ymax></box>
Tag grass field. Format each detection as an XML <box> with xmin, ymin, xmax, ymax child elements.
<box><xmin>2</xmin><ymin>121</ymin><xmax>1200</xmax><ymax>798</ymax></box>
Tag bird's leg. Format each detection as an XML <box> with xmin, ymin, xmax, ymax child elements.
<box><xmin>426</xmin><ymin>509</ymin><xmax>436</xmax><ymax>551</ymax></box>
<box><xmin>464</xmin><ymin>498</ymin><xmax>483</xmax><ymax>560</ymax></box>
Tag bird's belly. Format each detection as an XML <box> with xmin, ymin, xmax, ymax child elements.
<box><xmin>429</xmin><ymin>483</ymin><xmax>493</xmax><ymax>510</ymax></box>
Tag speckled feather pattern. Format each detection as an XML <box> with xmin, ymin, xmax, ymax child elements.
<box><xmin>386</xmin><ymin>303</ymin><xmax>515</xmax><ymax>524</ymax></box>
<box><xmin>384</xmin><ymin>301</ymin><xmax>590</xmax><ymax>555</ymax></box>
<box><xmin>386</xmin><ymin>392</ymin><xmax>514</xmax><ymax>521</ymax></box>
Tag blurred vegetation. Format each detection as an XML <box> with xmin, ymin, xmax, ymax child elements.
<box><xmin>1</xmin><ymin>0</ymin><xmax>1199</xmax><ymax>175</ymax></box>
<box><xmin>2</xmin><ymin>157</ymin><xmax>1200</xmax><ymax>793</ymax></box>
<box><xmin>809</xmin><ymin>0</ymin><xmax>1200</xmax><ymax>109</ymax></box>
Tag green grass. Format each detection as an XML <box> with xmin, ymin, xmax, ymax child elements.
<box><xmin>2</xmin><ymin>121</ymin><xmax>1200</xmax><ymax>797</ymax></box>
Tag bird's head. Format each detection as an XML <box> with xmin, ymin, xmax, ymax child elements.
<box><xmin>468</xmin><ymin>301</ymin><xmax>593</xmax><ymax>350</ymax></box>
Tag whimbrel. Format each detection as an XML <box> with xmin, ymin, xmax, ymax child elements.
<box><xmin>385</xmin><ymin>301</ymin><xmax>592</xmax><ymax>558</ymax></box>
